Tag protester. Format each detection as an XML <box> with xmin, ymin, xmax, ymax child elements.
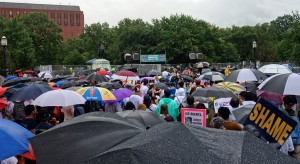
<box><xmin>35</xmin><ymin>108</ymin><xmax>53</xmax><ymax>135</ymax></box>
<box><xmin>105</xmin><ymin>102</ymin><xmax>122</xmax><ymax>113</ymax></box>
<box><xmin>160</xmin><ymin>104</ymin><xmax>174</xmax><ymax>122</ymax></box>
<box><xmin>62</xmin><ymin>106</ymin><xmax>74</xmax><ymax>122</ymax></box>
<box><xmin>124</xmin><ymin>101</ymin><xmax>136</xmax><ymax>111</ymax></box>
<box><xmin>129</xmin><ymin>87</ymin><xmax>143</xmax><ymax>109</ymax></box>
<box><xmin>217</xmin><ymin>107</ymin><xmax>242</xmax><ymax>131</ymax></box>
<box><xmin>185</xmin><ymin>95</ymin><xmax>196</xmax><ymax>108</ymax></box>
<box><xmin>20</xmin><ymin>105</ymin><xmax>37</xmax><ymax>134</ymax></box>
<box><xmin>212</xmin><ymin>117</ymin><xmax>226</xmax><ymax>129</ymax></box>
<box><xmin>156</xmin><ymin>88</ymin><xmax>179</xmax><ymax>121</ymax></box>
<box><xmin>137</xmin><ymin>104</ymin><xmax>147</xmax><ymax>111</ymax></box>
<box><xmin>140</xmin><ymin>79</ymin><xmax>149</xmax><ymax>97</ymax></box>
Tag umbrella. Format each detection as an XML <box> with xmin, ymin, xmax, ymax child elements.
<box><xmin>85</xmin><ymin>72</ymin><xmax>108</xmax><ymax>82</ymax></box>
<box><xmin>99</xmin><ymin>82</ymin><xmax>122</xmax><ymax>90</ymax></box>
<box><xmin>79</xmin><ymin>69</ymin><xmax>95</xmax><ymax>76</ymax></box>
<box><xmin>181</xmin><ymin>74</ymin><xmax>193</xmax><ymax>82</ymax></box>
<box><xmin>57</xmin><ymin>80</ymin><xmax>80</xmax><ymax>89</ymax></box>
<box><xmin>2</xmin><ymin>77</ymin><xmax>31</xmax><ymax>87</ymax></box>
<box><xmin>66</xmin><ymin>86</ymin><xmax>83</xmax><ymax>91</ymax></box>
<box><xmin>28</xmin><ymin>77</ymin><xmax>42</xmax><ymax>82</ymax></box>
<box><xmin>106</xmin><ymin>88</ymin><xmax>133</xmax><ymax>103</ymax></box>
<box><xmin>186</xmin><ymin>124</ymin><xmax>298</xmax><ymax>164</ymax></box>
<box><xmin>258</xmin><ymin>64</ymin><xmax>292</xmax><ymax>75</ymax></box>
<box><xmin>256</xmin><ymin>90</ymin><xmax>283</xmax><ymax>105</ymax></box>
<box><xmin>76</xmin><ymin>87</ymin><xmax>116</xmax><ymax>101</ymax></box>
<box><xmin>199</xmin><ymin>72</ymin><xmax>225</xmax><ymax>81</ymax></box>
<box><xmin>116</xmin><ymin>110</ymin><xmax>166</xmax><ymax>129</ymax></box>
<box><xmin>0</xmin><ymin>119</ymin><xmax>35</xmax><ymax>160</ymax></box>
<box><xmin>0</xmin><ymin>86</ymin><xmax>8</xmax><ymax>96</ymax></box>
<box><xmin>86</xmin><ymin>58</ymin><xmax>97</xmax><ymax>64</ymax></box>
<box><xmin>38</xmin><ymin>71</ymin><xmax>53</xmax><ymax>79</ymax></box>
<box><xmin>0</xmin><ymin>98</ymin><xmax>8</xmax><ymax>110</ymax></box>
<box><xmin>10</xmin><ymin>84</ymin><xmax>53</xmax><ymax>101</ymax></box>
<box><xmin>53</xmin><ymin>79</ymin><xmax>68</xmax><ymax>87</ymax></box>
<box><xmin>97</xmin><ymin>70</ymin><xmax>109</xmax><ymax>75</ymax></box>
<box><xmin>5</xmin><ymin>75</ymin><xmax>18</xmax><ymax>80</ymax></box>
<box><xmin>32</xmin><ymin>90</ymin><xmax>86</xmax><ymax>107</ymax></box>
<box><xmin>146</xmin><ymin>70</ymin><xmax>161</xmax><ymax>76</ymax></box>
<box><xmin>154</xmin><ymin>82</ymin><xmax>168</xmax><ymax>90</ymax></box>
<box><xmin>232</xmin><ymin>104</ymin><xmax>255</xmax><ymax>124</ymax></box>
<box><xmin>24</xmin><ymin>70</ymin><xmax>33</xmax><ymax>74</ymax></box>
<box><xmin>225</xmin><ymin>68</ymin><xmax>267</xmax><ymax>82</ymax></box>
<box><xmin>87</xmin><ymin>123</ymin><xmax>222</xmax><ymax>164</ymax></box>
<box><xmin>112</xmin><ymin>70</ymin><xmax>140</xmax><ymax>81</ymax></box>
<box><xmin>29</xmin><ymin>112</ymin><xmax>143</xmax><ymax>164</ymax></box>
<box><xmin>214</xmin><ymin>82</ymin><xmax>246</xmax><ymax>93</ymax></box>
<box><xmin>50</xmin><ymin>75</ymin><xmax>73</xmax><ymax>82</ymax></box>
<box><xmin>258</xmin><ymin>73</ymin><xmax>300</xmax><ymax>95</ymax></box>
<box><xmin>140</xmin><ymin>77</ymin><xmax>154</xmax><ymax>82</ymax></box>
<box><xmin>191</xmin><ymin>86</ymin><xmax>235</xmax><ymax>98</ymax></box>
<box><xmin>3</xmin><ymin>83</ymin><xmax>29</xmax><ymax>100</ymax></box>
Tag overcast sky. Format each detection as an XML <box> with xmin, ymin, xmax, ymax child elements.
<box><xmin>3</xmin><ymin>0</ymin><xmax>300</xmax><ymax>27</ymax></box>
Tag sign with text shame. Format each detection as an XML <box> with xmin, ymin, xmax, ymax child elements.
<box><xmin>244</xmin><ymin>98</ymin><xmax>298</xmax><ymax>145</ymax></box>
<box><xmin>181</xmin><ymin>108</ymin><xmax>206</xmax><ymax>127</ymax></box>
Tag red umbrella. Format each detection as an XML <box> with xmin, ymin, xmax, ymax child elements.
<box><xmin>0</xmin><ymin>98</ymin><xmax>8</xmax><ymax>110</ymax></box>
<box><xmin>0</xmin><ymin>87</ymin><xmax>8</xmax><ymax>96</ymax></box>
<box><xmin>115</xmin><ymin>70</ymin><xmax>137</xmax><ymax>77</ymax></box>
<box><xmin>112</xmin><ymin>70</ymin><xmax>140</xmax><ymax>81</ymax></box>
<box><xmin>97</xmin><ymin>70</ymin><xmax>109</xmax><ymax>75</ymax></box>
<box><xmin>256</xmin><ymin>90</ymin><xmax>283</xmax><ymax>105</ymax></box>
<box><xmin>25</xmin><ymin>70</ymin><xmax>33</xmax><ymax>74</ymax></box>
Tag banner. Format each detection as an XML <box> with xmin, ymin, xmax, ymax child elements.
<box><xmin>214</xmin><ymin>98</ymin><xmax>232</xmax><ymax>113</ymax></box>
<box><xmin>140</xmin><ymin>54</ymin><xmax>166</xmax><ymax>63</ymax></box>
<box><xmin>181</xmin><ymin>108</ymin><xmax>206</xmax><ymax>127</ymax></box>
<box><xmin>244</xmin><ymin>98</ymin><xmax>298</xmax><ymax>145</ymax></box>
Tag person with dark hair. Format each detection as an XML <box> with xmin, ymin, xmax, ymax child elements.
<box><xmin>35</xmin><ymin>108</ymin><xmax>53</xmax><ymax>135</ymax></box>
<box><xmin>212</xmin><ymin>117</ymin><xmax>226</xmax><ymax>129</ymax></box>
<box><xmin>283</xmin><ymin>95</ymin><xmax>300</xmax><ymax>159</ymax></box>
<box><xmin>20</xmin><ymin>105</ymin><xmax>37</xmax><ymax>134</ymax></box>
<box><xmin>218</xmin><ymin>107</ymin><xmax>242</xmax><ymax>131</ymax></box>
<box><xmin>140</xmin><ymin>79</ymin><xmax>149</xmax><ymax>97</ymax></box>
<box><xmin>129</xmin><ymin>86</ymin><xmax>143</xmax><ymax>109</ymax></box>
<box><xmin>169</xmin><ymin>83</ymin><xmax>176</xmax><ymax>99</ymax></box>
<box><xmin>124</xmin><ymin>101</ymin><xmax>136</xmax><ymax>111</ymax></box>
<box><xmin>230</xmin><ymin>97</ymin><xmax>240</xmax><ymax>109</ymax></box>
<box><xmin>186</xmin><ymin>95</ymin><xmax>195</xmax><ymax>108</ymax></box>
<box><xmin>160</xmin><ymin>104</ymin><xmax>174</xmax><ymax>122</ymax></box>
<box><xmin>156</xmin><ymin>89</ymin><xmax>179</xmax><ymax>121</ymax></box>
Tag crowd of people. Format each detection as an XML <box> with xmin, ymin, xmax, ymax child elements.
<box><xmin>1</xmin><ymin>66</ymin><xmax>300</xmax><ymax>163</ymax></box>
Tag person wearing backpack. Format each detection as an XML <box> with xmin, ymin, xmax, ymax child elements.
<box><xmin>283</xmin><ymin>95</ymin><xmax>300</xmax><ymax>159</ymax></box>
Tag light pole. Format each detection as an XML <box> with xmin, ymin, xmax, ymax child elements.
<box><xmin>1</xmin><ymin>36</ymin><xmax>7</xmax><ymax>76</ymax></box>
<box><xmin>252</xmin><ymin>41</ymin><xmax>257</xmax><ymax>69</ymax></box>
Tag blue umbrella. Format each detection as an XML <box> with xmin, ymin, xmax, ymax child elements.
<box><xmin>3</xmin><ymin>83</ymin><xmax>29</xmax><ymax>100</ymax></box>
<box><xmin>0</xmin><ymin>119</ymin><xmax>35</xmax><ymax>160</ymax></box>
<box><xmin>53</xmin><ymin>80</ymin><xmax>68</xmax><ymax>87</ymax></box>
<box><xmin>10</xmin><ymin>84</ymin><xmax>53</xmax><ymax>101</ymax></box>
<box><xmin>6</xmin><ymin>75</ymin><xmax>18</xmax><ymax>80</ymax></box>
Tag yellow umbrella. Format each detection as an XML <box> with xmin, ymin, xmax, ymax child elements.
<box><xmin>214</xmin><ymin>82</ymin><xmax>246</xmax><ymax>93</ymax></box>
<box><xmin>76</xmin><ymin>86</ymin><xmax>116</xmax><ymax>101</ymax></box>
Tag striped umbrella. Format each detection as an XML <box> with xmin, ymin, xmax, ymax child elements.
<box><xmin>214</xmin><ymin>82</ymin><xmax>246</xmax><ymax>93</ymax></box>
<box><xmin>258</xmin><ymin>73</ymin><xmax>300</xmax><ymax>95</ymax></box>
<box><xmin>199</xmin><ymin>72</ymin><xmax>225</xmax><ymax>81</ymax></box>
<box><xmin>76</xmin><ymin>87</ymin><xmax>116</xmax><ymax>101</ymax></box>
<box><xmin>225</xmin><ymin>68</ymin><xmax>267</xmax><ymax>82</ymax></box>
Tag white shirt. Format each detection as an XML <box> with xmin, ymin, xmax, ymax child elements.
<box><xmin>1</xmin><ymin>156</ymin><xmax>18</xmax><ymax>164</ymax></box>
<box><xmin>280</xmin><ymin>136</ymin><xmax>294</xmax><ymax>155</ymax></box>
<box><xmin>175</xmin><ymin>88</ymin><xmax>186</xmax><ymax>97</ymax></box>
<box><xmin>140</xmin><ymin>85</ymin><xmax>149</xmax><ymax>97</ymax></box>
<box><xmin>146</xmin><ymin>104</ymin><xmax>157</xmax><ymax>112</ymax></box>
<box><xmin>129</xmin><ymin>94</ymin><xmax>143</xmax><ymax>109</ymax></box>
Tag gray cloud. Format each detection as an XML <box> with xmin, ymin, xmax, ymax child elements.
<box><xmin>3</xmin><ymin>0</ymin><xmax>300</xmax><ymax>27</ymax></box>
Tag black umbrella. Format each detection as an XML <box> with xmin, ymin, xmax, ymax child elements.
<box><xmin>191</xmin><ymin>86</ymin><xmax>235</xmax><ymax>98</ymax></box>
<box><xmin>66</xmin><ymin>86</ymin><xmax>82</xmax><ymax>91</ymax></box>
<box><xmin>225</xmin><ymin>68</ymin><xmax>267</xmax><ymax>82</ymax></box>
<box><xmin>99</xmin><ymin>82</ymin><xmax>122</xmax><ymax>90</ymax></box>
<box><xmin>2</xmin><ymin>77</ymin><xmax>31</xmax><ymax>87</ymax></box>
<box><xmin>79</xmin><ymin>69</ymin><xmax>95</xmax><ymax>76</ymax></box>
<box><xmin>181</xmin><ymin>74</ymin><xmax>193</xmax><ymax>82</ymax></box>
<box><xmin>30</xmin><ymin>112</ymin><xmax>144</xmax><ymax>164</ymax></box>
<box><xmin>87</xmin><ymin>123</ymin><xmax>222</xmax><ymax>164</ymax></box>
<box><xmin>28</xmin><ymin>77</ymin><xmax>42</xmax><ymax>82</ymax></box>
<box><xmin>58</xmin><ymin>80</ymin><xmax>80</xmax><ymax>89</ymax></box>
<box><xmin>50</xmin><ymin>75</ymin><xmax>73</xmax><ymax>82</ymax></box>
<box><xmin>232</xmin><ymin>104</ymin><xmax>255</xmax><ymax>124</ymax></box>
<box><xmin>155</xmin><ymin>82</ymin><xmax>168</xmax><ymax>90</ymax></box>
<box><xmin>3</xmin><ymin>83</ymin><xmax>29</xmax><ymax>99</ymax></box>
<box><xmin>85</xmin><ymin>72</ymin><xmax>108</xmax><ymax>82</ymax></box>
<box><xmin>116</xmin><ymin>110</ymin><xmax>166</xmax><ymax>129</ymax></box>
<box><xmin>186</xmin><ymin>125</ymin><xmax>298</xmax><ymax>164</ymax></box>
<box><xmin>146</xmin><ymin>70</ymin><xmax>162</xmax><ymax>76</ymax></box>
<box><xmin>10</xmin><ymin>84</ymin><xmax>53</xmax><ymax>101</ymax></box>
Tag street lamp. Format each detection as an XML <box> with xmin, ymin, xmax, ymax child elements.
<box><xmin>1</xmin><ymin>36</ymin><xmax>7</xmax><ymax>76</ymax></box>
<box><xmin>252</xmin><ymin>41</ymin><xmax>257</xmax><ymax>69</ymax></box>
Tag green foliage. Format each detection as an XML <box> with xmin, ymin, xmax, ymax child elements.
<box><xmin>63</xmin><ymin>49</ymin><xmax>88</xmax><ymax>65</ymax></box>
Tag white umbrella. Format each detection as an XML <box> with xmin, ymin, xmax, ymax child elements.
<box><xmin>38</xmin><ymin>71</ymin><xmax>53</xmax><ymax>79</ymax></box>
<box><xmin>32</xmin><ymin>90</ymin><xmax>86</xmax><ymax>107</ymax></box>
<box><xmin>258</xmin><ymin>64</ymin><xmax>292</xmax><ymax>74</ymax></box>
<box><xmin>199</xmin><ymin>72</ymin><xmax>225</xmax><ymax>81</ymax></box>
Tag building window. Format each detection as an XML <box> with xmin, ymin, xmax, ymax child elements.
<box><xmin>9</xmin><ymin>11</ymin><xmax>13</xmax><ymax>18</ymax></box>
<box><xmin>51</xmin><ymin>12</ymin><xmax>55</xmax><ymax>22</ymax></box>
<box><xmin>70</xmin><ymin>13</ymin><xmax>74</xmax><ymax>26</ymax></box>
<box><xmin>57</xmin><ymin>13</ymin><xmax>61</xmax><ymax>25</ymax></box>
<box><xmin>2</xmin><ymin>10</ymin><xmax>6</xmax><ymax>18</ymax></box>
<box><xmin>23</xmin><ymin>11</ymin><xmax>27</xmax><ymax>16</ymax></box>
<box><xmin>64</xmin><ymin>13</ymin><xmax>68</xmax><ymax>25</ymax></box>
<box><xmin>16</xmin><ymin>11</ymin><xmax>20</xmax><ymax>16</ymax></box>
<box><xmin>76</xmin><ymin>13</ymin><xmax>80</xmax><ymax>26</ymax></box>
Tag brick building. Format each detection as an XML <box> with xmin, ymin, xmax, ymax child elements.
<box><xmin>0</xmin><ymin>2</ymin><xmax>84</xmax><ymax>40</ymax></box>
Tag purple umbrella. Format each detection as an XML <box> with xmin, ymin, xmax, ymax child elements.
<box><xmin>106</xmin><ymin>88</ymin><xmax>133</xmax><ymax>103</ymax></box>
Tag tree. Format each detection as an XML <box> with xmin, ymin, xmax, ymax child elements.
<box><xmin>63</xmin><ymin>49</ymin><xmax>88</xmax><ymax>65</ymax></box>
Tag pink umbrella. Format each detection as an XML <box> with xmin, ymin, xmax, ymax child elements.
<box><xmin>256</xmin><ymin>90</ymin><xmax>283</xmax><ymax>105</ymax></box>
<box><xmin>112</xmin><ymin>70</ymin><xmax>140</xmax><ymax>81</ymax></box>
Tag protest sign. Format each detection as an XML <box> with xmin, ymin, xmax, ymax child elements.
<box><xmin>181</xmin><ymin>108</ymin><xmax>206</xmax><ymax>127</ymax></box>
<box><xmin>214</xmin><ymin>98</ymin><xmax>232</xmax><ymax>113</ymax></box>
<box><xmin>244</xmin><ymin>98</ymin><xmax>298</xmax><ymax>145</ymax></box>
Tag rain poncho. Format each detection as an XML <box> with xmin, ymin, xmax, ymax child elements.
<box><xmin>156</xmin><ymin>98</ymin><xmax>179</xmax><ymax>121</ymax></box>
